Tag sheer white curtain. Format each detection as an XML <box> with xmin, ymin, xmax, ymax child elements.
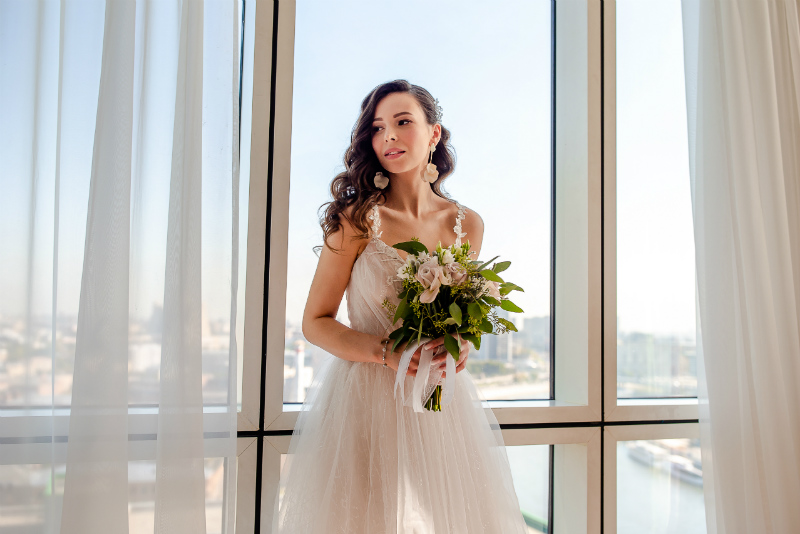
<box><xmin>0</xmin><ymin>0</ymin><xmax>240</xmax><ymax>532</ymax></box>
<box><xmin>681</xmin><ymin>1</ymin><xmax>800</xmax><ymax>532</ymax></box>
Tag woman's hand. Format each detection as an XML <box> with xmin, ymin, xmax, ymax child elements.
<box><xmin>424</xmin><ymin>335</ymin><xmax>470</xmax><ymax>377</ymax></box>
<box><xmin>384</xmin><ymin>335</ymin><xmax>470</xmax><ymax>376</ymax></box>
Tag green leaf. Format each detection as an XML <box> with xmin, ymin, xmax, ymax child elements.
<box><xmin>474</xmin><ymin>255</ymin><xmax>500</xmax><ymax>271</ymax></box>
<box><xmin>500</xmin><ymin>299</ymin><xmax>524</xmax><ymax>313</ymax></box>
<box><xmin>393</xmin><ymin>297</ymin><xmax>410</xmax><ymax>324</ymax></box>
<box><xmin>493</xmin><ymin>261</ymin><xmax>511</xmax><ymax>274</ymax></box>
<box><xmin>388</xmin><ymin>327</ymin><xmax>404</xmax><ymax>340</ymax></box>
<box><xmin>480</xmin><ymin>269</ymin><xmax>504</xmax><ymax>283</ymax></box>
<box><xmin>443</xmin><ymin>318</ymin><xmax>458</xmax><ymax>325</ymax></box>
<box><xmin>497</xmin><ymin>317</ymin><xmax>518</xmax><ymax>332</ymax></box>
<box><xmin>482</xmin><ymin>296</ymin><xmax>501</xmax><ymax>306</ymax></box>
<box><xmin>460</xmin><ymin>332</ymin><xmax>481</xmax><ymax>351</ymax></box>
<box><xmin>479</xmin><ymin>318</ymin><xmax>494</xmax><ymax>333</ymax></box>
<box><xmin>457</xmin><ymin>323</ymin><xmax>472</xmax><ymax>333</ymax></box>
<box><xmin>393</xmin><ymin>240</ymin><xmax>428</xmax><ymax>255</ymax></box>
<box><xmin>443</xmin><ymin>333</ymin><xmax>461</xmax><ymax>361</ymax></box>
<box><xmin>468</xmin><ymin>301</ymin><xmax>483</xmax><ymax>320</ymax></box>
<box><xmin>500</xmin><ymin>282</ymin><xmax>524</xmax><ymax>293</ymax></box>
<box><xmin>449</xmin><ymin>302</ymin><xmax>462</xmax><ymax>326</ymax></box>
<box><xmin>398</xmin><ymin>287</ymin><xmax>409</xmax><ymax>300</ymax></box>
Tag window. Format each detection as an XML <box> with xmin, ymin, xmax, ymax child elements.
<box><xmin>282</xmin><ymin>0</ymin><xmax>553</xmax><ymax>404</ymax></box>
<box><xmin>238</xmin><ymin>0</ymin><xmax>706</xmax><ymax>531</ymax></box>
<box><xmin>615</xmin><ymin>0</ymin><xmax>696</xmax><ymax>399</ymax></box>
<box><xmin>1</xmin><ymin>0</ymin><xmax>708</xmax><ymax>531</ymax></box>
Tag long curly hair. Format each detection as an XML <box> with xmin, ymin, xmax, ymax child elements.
<box><xmin>316</xmin><ymin>79</ymin><xmax>457</xmax><ymax>254</ymax></box>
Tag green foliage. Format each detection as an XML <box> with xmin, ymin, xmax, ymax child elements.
<box><xmin>480</xmin><ymin>269</ymin><xmax>504</xmax><ymax>283</ymax></box>
<box><xmin>394</xmin><ymin>297</ymin><xmax>411</xmax><ymax>323</ymax></box>
<box><xmin>500</xmin><ymin>282</ymin><xmax>524</xmax><ymax>295</ymax></box>
<box><xmin>449</xmin><ymin>302</ymin><xmax>462</xmax><ymax>326</ymax></box>
<box><xmin>500</xmin><ymin>299</ymin><xmax>523</xmax><ymax>313</ymax></box>
<box><xmin>443</xmin><ymin>333</ymin><xmax>461</xmax><ymax>361</ymax></box>
<box><xmin>393</xmin><ymin>240</ymin><xmax>428</xmax><ymax>255</ymax></box>
<box><xmin>493</xmin><ymin>260</ymin><xmax>511</xmax><ymax>273</ymax></box>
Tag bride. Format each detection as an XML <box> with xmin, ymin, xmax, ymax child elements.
<box><xmin>275</xmin><ymin>79</ymin><xmax>528</xmax><ymax>533</ymax></box>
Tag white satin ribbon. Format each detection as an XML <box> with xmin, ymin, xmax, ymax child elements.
<box><xmin>393</xmin><ymin>336</ymin><xmax>458</xmax><ymax>412</ymax></box>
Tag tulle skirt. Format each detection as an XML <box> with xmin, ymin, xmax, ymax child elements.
<box><xmin>274</xmin><ymin>357</ymin><xmax>528</xmax><ymax>534</ymax></box>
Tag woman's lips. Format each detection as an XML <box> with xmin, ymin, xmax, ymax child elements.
<box><xmin>385</xmin><ymin>151</ymin><xmax>405</xmax><ymax>160</ymax></box>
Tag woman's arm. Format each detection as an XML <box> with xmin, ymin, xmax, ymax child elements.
<box><xmin>301</xmin><ymin>208</ymin><xmax>384</xmax><ymax>365</ymax></box>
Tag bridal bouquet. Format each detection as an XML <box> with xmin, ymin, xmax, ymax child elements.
<box><xmin>382</xmin><ymin>239</ymin><xmax>524</xmax><ymax>412</ymax></box>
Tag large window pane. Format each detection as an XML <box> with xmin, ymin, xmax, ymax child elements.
<box><xmin>0</xmin><ymin>1</ymin><xmax>244</xmax><ymax>409</ymax></box>
<box><xmin>0</xmin><ymin>458</ymin><xmax>226</xmax><ymax>533</ymax></box>
<box><xmin>507</xmin><ymin>445</ymin><xmax>550</xmax><ymax>533</ymax></box>
<box><xmin>284</xmin><ymin>0</ymin><xmax>552</xmax><ymax>403</ymax></box>
<box><xmin>617</xmin><ymin>439</ymin><xmax>705</xmax><ymax>534</ymax></box>
<box><xmin>616</xmin><ymin>0</ymin><xmax>696</xmax><ymax>398</ymax></box>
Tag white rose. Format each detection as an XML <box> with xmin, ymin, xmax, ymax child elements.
<box><xmin>441</xmin><ymin>249</ymin><xmax>455</xmax><ymax>265</ymax></box>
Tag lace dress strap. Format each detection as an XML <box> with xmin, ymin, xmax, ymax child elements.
<box><xmin>453</xmin><ymin>201</ymin><xmax>467</xmax><ymax>246</ymax></box>
<box><xmin>368</xmin><ymin>203</ymin><xmax>382</xmax><ymax>240</ymax></box>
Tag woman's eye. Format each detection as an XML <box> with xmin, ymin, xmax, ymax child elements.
<box><xmin>372</xmin><ymin>120</ymin><xmax>409</xmax><ymax>133</ymax></box>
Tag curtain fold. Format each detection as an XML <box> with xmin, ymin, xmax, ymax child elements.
<box><xmin>681</xmin><ymin>1</ymin><xmax>800</xmax><ymax>532</ymax></box>
<box><xmin>0</xmin><ymin>0</ymin><xmax>240</xmax><ymax>532</ymax></box>
<box><xmin>153</xmin><ymin>1</ymin><xmax>207</xmax><ymax>533</ymax></box>
<box><xmin>59</xmin><ymin>0</ymin><xmax>136</xmax><ymax>531</ymax></box>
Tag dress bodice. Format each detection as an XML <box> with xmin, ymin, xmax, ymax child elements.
<box><xmin>345</xmin><ymin>201</ymin><xmax>467</xmax><ymax>338</ymax></box>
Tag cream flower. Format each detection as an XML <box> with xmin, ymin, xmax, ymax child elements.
<box><xmin>416</xmin><ymin>258</ymin><xmax>449</xmax><ymax>303</ymax></box>
<box><xmin>396</xmin><ymin>263</ymin><xmax>410</xmax><ymax>280</ymax></box>
<box><xmin>445</xmin><ymin>262</ymin><xmax>468</xmax><ymax>286</ymax></box>
<box><xmin>441</xmin><ymin>249</ymin><xmax>455</xmax><ymax>265</ymax></box>
<box><xmin>482</xmin><ymin>280</ymin><xmax>502</xmax><ymax>301</ymax></box>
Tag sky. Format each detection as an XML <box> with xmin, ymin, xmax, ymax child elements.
<box><xmin>0</xmin><ymin>0</ymin><xmax>695</xmax><ymax>339</ymax></box>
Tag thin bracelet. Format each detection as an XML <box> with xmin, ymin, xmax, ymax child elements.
<box><xmin>381</xmin><ymin>339</ymin><xmax>389</xmax><ymax>368</ymax></box>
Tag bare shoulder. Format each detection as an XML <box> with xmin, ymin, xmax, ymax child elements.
<box><xmin>327</xmin><ymin>203</ymin><xmax>369</xmax><ymax>257</ymax></box>
<box><xmin>450</xmin><ymin>201</ymin><xmax>484</xmax><ymax>238</ymax></box>
<box><xmin>457</xmin><ymin>203</ymin><xmax>484</xmax><ymax>234</ymax></box>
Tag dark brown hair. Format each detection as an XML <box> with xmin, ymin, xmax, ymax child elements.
<box><xmin>315</xmin><ymin>79</ymin><xmax>457</xmax><ymax>254</ymax></box>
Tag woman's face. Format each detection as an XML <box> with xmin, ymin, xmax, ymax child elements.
<box><xmin>371</xmin><ymin>92</ymin><xmax>440</xmax><ymax>175</ymax></box>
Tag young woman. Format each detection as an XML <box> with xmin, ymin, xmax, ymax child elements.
<box><xmin>275</xmin><ymin>80</ymin><xmax>527</xmax><ymax>533</ymax></box>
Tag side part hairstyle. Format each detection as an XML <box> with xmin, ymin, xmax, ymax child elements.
<box><xmin>315</xmin><ymin>79</ymin><xmax>457</xmax><ymax>255</ymax></box>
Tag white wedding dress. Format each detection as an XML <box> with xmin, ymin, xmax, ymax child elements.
<box><xmin>275</xmin><ymin>201</ymin><xmax>528</xmax><ymax>534</ymax></box>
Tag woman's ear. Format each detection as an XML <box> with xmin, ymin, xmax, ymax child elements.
<box><xmin>433</xmin><ymin>123</ymin><xmax>442</xmax><ymax>144</ymax></box>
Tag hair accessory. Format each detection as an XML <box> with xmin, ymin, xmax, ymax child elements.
<box><xmin>374</xmin><ymin>171</ymin><xmax>389</xmax><ymax>189</ymax></box>
<box><xmin>433</xmin><ymin>98</ymin><xmax>443</xmax><ymax>124</ymax></box>
<box><xmin>422</xmin><ymin>143</ymin><xmax>439</xmax><ymax>183</ymax></box>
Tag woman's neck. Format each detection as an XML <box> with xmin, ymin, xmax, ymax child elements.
<box><xmin>385</xmin><ymin>166</ymin><xmax>439</xmax><ymax>218</ymax></box>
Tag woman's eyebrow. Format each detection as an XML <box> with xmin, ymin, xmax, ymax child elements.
<box><xmin>372</xmin><ymin>111</ymin><xmax>412</xmax><ymax>122</ymax></box>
